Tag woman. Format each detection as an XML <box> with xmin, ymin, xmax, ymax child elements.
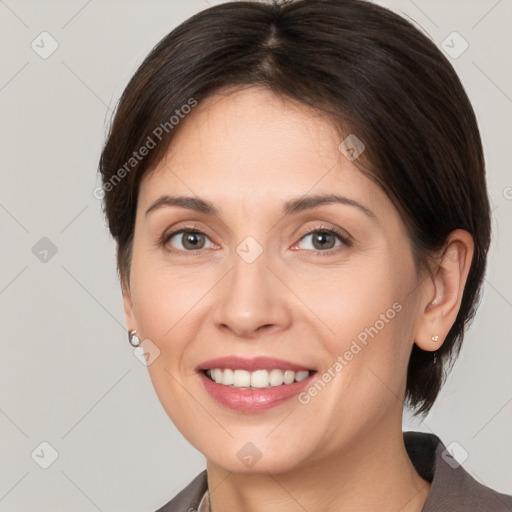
<box><xmin>98</xmin><ymin>0</ymin><xmax>512</xmax><ymax>510</ymax></box>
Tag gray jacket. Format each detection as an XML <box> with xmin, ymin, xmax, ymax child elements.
<box><xmin>155</xmin><ymin>431</ymin><xmax>512</xmax><ymax>511</ymax></box>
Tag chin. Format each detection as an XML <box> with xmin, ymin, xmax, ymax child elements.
<box><xmin>207</xmin><ymin>451</ymin><xmax>304</xmax><ymax>476</ymax></box>
<box><xmin>191</xmin><ymin>431</ymin><xmax>314</xmax><ymax>476</ymax></box>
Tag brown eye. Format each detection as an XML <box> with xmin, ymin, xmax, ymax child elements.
<box><xmin>295</xmin><ymin>227</ymin><xmax>350</xmax><ymax>255</ymax></box>
<box><xmin>310</xmin><ymin>231</ymin><xmax>338</xmax><ymax>250</ymax></box>
<box><xmin>164</xmin><ymin>229</ymin><xmax>213</xmax><ymax>251</ymax></box>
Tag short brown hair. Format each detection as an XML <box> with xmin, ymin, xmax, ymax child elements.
<box><xmin>98</xmin><ymin>0</ymin><xmax>491</xmax><ymax>416</ymax></box>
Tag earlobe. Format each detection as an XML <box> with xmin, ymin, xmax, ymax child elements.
<box><xmin>413</xmin><ymin>229</ymin><xmax>474</xmax><ymax>352</ymax></box>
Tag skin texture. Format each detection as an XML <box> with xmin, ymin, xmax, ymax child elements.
<box><xmin>122</xmin><ymin>86</ymin><xmax>474</xmax><ymax>512</ymax></box>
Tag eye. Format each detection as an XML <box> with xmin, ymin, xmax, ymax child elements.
<box><xmin>294</xmin><ymin>226</ymin><xmax>350</xmax><ymax>255</ymax></box>
<box><xmin>163</xmin><ymin>227</ymin><xmax>216</xmax><ymax>252</ymax></box>
<box><xmin>159</xmin><ymin>225</ymin><xmax>351</xmax><ymax>255</ymax></box>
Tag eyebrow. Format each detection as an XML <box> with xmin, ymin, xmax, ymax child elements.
<box><xmin>145</xmin><ymin>194</ymin><xmax>376</xmax><ymax>219</ymax></box>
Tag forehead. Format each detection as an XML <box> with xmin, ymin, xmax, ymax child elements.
<box><xmin>138</xmin><ymin>86</ymin><xmax>383</xmax><ymax>216</ymax></box>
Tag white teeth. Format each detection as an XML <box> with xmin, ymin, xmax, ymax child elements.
<box><xmin>205</xmin><ymin>368</ymin><xmax>312</xmax><ymax>388</ymax></box>
<box><xmin>295</xmin><ymin>370</ymin><xmax>309</xmax><ymax>382</ymax></box>
<box><xmin>233</xmin><ymin>369</ymin><xmax>251</xmax><ymax>387</ymax></box>
<box><xmin>251</xmin><ymin>370</ymin><xmax>269</xmax><ymax>388</ymax></box>
<box><xmin>269</xmin><ymin>369</ymin><xmax>284</xmax><ymax>386</ymax></box>
<box><xmin>213</xmin><ymin>368</ymin><xmax>223</xmax><ymax>384</ymax></box>
<box><xmin>283</xmin><ymin>370</ymin><xmax>295</xmax><ymax>384</ymax></box>
<box><xmin>221</xmin><ymin>368</ymin><xmax>234</xmax><ymax>386</ymax></box>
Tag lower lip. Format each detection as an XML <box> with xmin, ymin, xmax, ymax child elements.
<box><xmin>198</xmin><ymin>371</ymin><xmax>315</xmax><ymax>412</ymax></box>
<box><xmin>198</xmin><ymin>372</ymin><xmax>314</xmax><ymax>412</ymax></box>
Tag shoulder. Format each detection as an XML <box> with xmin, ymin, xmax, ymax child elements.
<box><xmin>154</xmin><ymin>470</ymin><xmax>208</xmax><ymax>512</ymax></box>
<box><xmin>404</xmin><ymin>431</ymin><xmax>512</xmax><ymax>512</ymax></box>
<box><xmin>153</xmin><ymin>435</ymin><xmax>512</xmax><ymax>512</ymax></box>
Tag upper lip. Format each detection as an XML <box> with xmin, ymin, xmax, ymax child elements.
<box><xmin>197</xmin><ymin>356</ymin><xmax>314</xmax><ymax>372</ymax></box>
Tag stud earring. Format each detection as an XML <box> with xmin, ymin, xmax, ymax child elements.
<box><xmin>128</xmin><ymin>329</ymin><xmax>141</xmax><ymax>347</ymax></box>
<box><xmin>431</xmin><ymin>335</ymin><xmax>439</xmax><ymax>342</ymax></box>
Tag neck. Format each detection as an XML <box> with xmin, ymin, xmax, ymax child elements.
<box><xmin>205</xmin><ymin>423</ymin><xmax>431</xmax><ymax>512</ymax></box>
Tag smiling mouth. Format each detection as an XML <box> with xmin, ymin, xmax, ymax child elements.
<box><xmin>203</xmin><ymin>368</ymin><xmax>315</xmax><ymax>388</ymax></box>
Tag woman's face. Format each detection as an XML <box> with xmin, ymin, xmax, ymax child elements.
<box><xmin>124</xmin><ymin>86</ymin><xmax>430</xmax><ymax>473</ymax></box>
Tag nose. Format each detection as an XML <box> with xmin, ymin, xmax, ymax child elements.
<box><xmin>212</xmin><ymin>248</ymin><xmax>293</xmax><ymax>339</ymax></box>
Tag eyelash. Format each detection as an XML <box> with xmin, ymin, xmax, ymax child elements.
<box><xmin>159</xmin><ymin>224</ymin><xmax>352</xmax><ymax>257</ymax></box>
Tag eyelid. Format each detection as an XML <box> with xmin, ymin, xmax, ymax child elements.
<box><xmin>293</xmin><ymin>224</ymin><xmax>352</xmax><ymax>255</ymax></box>
<box><xmin>159</xmin><ymin>224</ymin><xmax>214</xmax><ymax>250</ymax></box>
<box><xmin>159</xmin><ymin>223</ymin><xmax>352</xmax><ymax>255</ymax></box>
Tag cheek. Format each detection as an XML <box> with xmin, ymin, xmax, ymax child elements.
<box><xmin>127</xmin><ymin>264</ymin><xmax>193</xmax><ymax>402</ymax></box>
<box><xmin>299</xmin><ymin>251</ymin><xmax>419</xmax><ymax>406</ymax></box>
<box><xmin>128</xmin><ymin>259</ymin><xmax>210</xmax><ymax>435</ymax></box>
<box><xmin>130</xmin><ymin>251</ymin><xmax>211</xmax><ymax>340</ymax></box>
<box><xmin>292</xmin><ymin>248</ymin><xmax>417</xmax><ymax>345</ymax></box>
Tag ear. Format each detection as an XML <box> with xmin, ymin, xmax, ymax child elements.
<box><xmin>122</xmin><ymin>279</ymin><xmax>137</xmax><ymax>331</ymax></box>
<box><xmin>413</xmin><ymin>229</ymin><xmax>474</xmax><ymax>351</ymax></box>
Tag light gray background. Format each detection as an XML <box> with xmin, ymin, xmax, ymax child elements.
<box><xmin>0</xmin><ymin>0</ymin><xmax>511</xmax><ymax>510</ymax></box>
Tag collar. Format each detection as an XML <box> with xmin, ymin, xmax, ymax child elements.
<box><xmin>157</xmin><ymin>431</ymin><xmax>512</xmax><ymax>511</ymax></box>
